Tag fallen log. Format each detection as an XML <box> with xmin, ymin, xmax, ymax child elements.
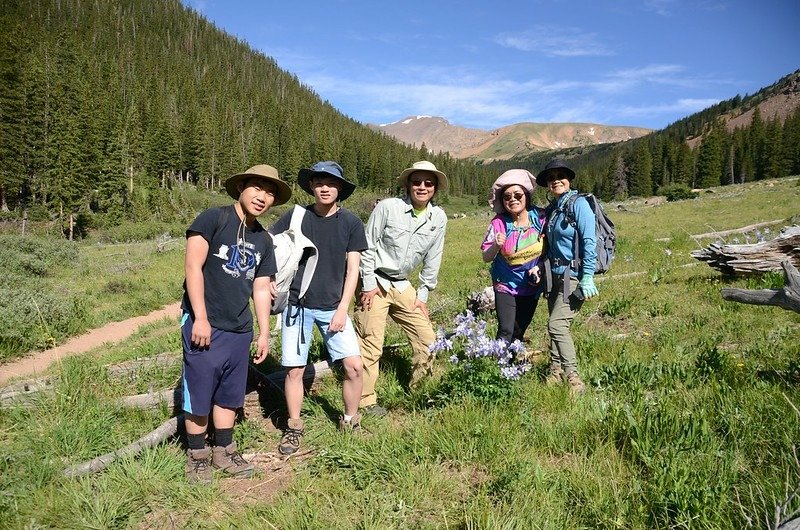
<box><xmin>63</xmin><ymin>414</ymin><xmax>182</xmax><ymax>477</ymax></box>
<box><xmin>119</xmin><ymin>387</ymin><xmax>182</xmax><ymax>409</ymax></box>
<box><xmin>691</xmin><ymin>219</ymin><xmax>784</xmax><ymax>240</ymax></box>
<box><xmin>691</xmin><ymin>225</ymin><xmax>800</xmax><ymax>275</ymax></box>
<box><xmin>721</xmin><ymin>260</ymin><xmax>800</xmax><ymax>314</ymax></box>
<box><xmin>105</xmin><ymin>352</ymin><xmax>178</xmax><ymax>378</ymax></box>
<box><xmin>0</xmin><ymin>376</ymin><xmax>58</xmax><ymax>405</ymax></box>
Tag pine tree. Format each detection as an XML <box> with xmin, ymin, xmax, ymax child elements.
<box><xmin>761</xmin><ymin>116</ymin><xmax>786</xmax><ymax>179</ymax></box>
<box><xmin>0</xmin><ymin>8</ymin><xmax>26</xmax><ymax>211</ymax></box>
<box><xmin>611</xmin><ymin>153</ymin><xmax>627</xmax><ymax>200</ymax></box>
<box><xmin>695</xmin><ymin>126</ymin><xmax>723</xmax><ymax>188</ymax></box>
<box><xmin>627</xmin><ymin>141</ymin><xmax>653</xmax><ymax>197</ymax></box>
<box><xmin>749</xmin><ymin>107</ymin><xmax>766</xmax><ymax>180</ymax></box>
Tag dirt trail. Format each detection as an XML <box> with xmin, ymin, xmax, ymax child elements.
<box><xmin>0</xmin><ymin>302</ymin><xmax>181</xmax><ymax>385</ymax></box>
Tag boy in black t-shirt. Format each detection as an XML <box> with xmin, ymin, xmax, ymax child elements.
<box><xmin>270</xmin><ymin>161</ymin><xmax>368</xmax><ymax>455</ymax></box>
<box><xmin>181</xmin><ymin>164</ymin><xmax>291</xmax><ymax>483</ymax></box>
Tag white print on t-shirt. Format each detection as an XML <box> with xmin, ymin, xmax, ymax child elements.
<box><xmin>213</xmin><ymin>244</ymin><xmax>230</xmax><ymax>260</ymax></box>
<box><xmin>219</xmin><ymin>239</ymin><xmax>262</xmax><ymax>281</ymax></box>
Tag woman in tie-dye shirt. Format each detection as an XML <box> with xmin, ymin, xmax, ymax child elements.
<box><xmin>481</xmin><ymin>169</ymin><xmax>546</xmax><ymax>345</ymax></box>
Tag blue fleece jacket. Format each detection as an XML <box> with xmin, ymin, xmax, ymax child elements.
<box><xmin>545</xmin><ymin>190</ymin><xmax>597</xmax><ymax>278</ymax></box>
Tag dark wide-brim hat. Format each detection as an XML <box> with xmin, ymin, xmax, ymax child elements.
<box><xmin>224</xmin><ymin>164</ymin><xmax>292</xmax><ymax>205</ymax></box>
<box><xmin>297</xmin><ymin>161</ymin><xmax>356</xmax><ymax>201</ymax></box>
<box><xmin>536</xmin><ymin>158</ymin><xmax>576</xmax><ymax>187</ymax></box>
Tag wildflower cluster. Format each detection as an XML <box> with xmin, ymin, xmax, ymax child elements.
<box><xmin>430</xmin><ymin>310</ymin><xmax>532</xmax><ymax>380</ymax></box>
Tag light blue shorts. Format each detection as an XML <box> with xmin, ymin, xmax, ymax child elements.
<box><xmin>281</xmin><ymin>305</ymin><xmax>361</xmax><ymax>367</ymax></box>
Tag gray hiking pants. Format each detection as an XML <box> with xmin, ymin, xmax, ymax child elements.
<box><xmin>546</xmin><ymin>276</ymin><xmax>584</xmax><ymax>375</ymax></box>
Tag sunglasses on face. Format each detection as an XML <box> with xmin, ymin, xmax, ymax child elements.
<box><xmin>547</xmin><ymin>173</ymin><xmax>568</xmax><ymax>183</ymax></box>
<box><xmin>411</xmin><ymin>179</ymin><xmax>435</xmax><ymax>188</ymax></box>
<box><xmin>503</xmin><ymin>191</ymin><xmax>525</xmax><ymax>201</ymax></box>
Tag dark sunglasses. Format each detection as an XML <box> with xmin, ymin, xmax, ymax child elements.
<box><xmin>546</xmin><ymin>172</ymin><xmax>569</xmax><ymax>182</ymax></box>
<box><xmin>411</xmin><ymin>179</ymin><xmax>436</xmax><ymax>188</ymax></box>
<box><xmin>503</xmin><ymin>191</ymin><xmax>525</xmax><ymax>201</ymax></box>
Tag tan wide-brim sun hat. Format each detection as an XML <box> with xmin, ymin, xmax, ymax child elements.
<box><xmin>397</xmin><ymin>160</ymin><xmax>449</xmax><ymax>192</ymax></box>
<box><xmin>489</xmin><ymin>169</ymin><xmax>537</xmax><ymax>214</ymax></box>
<box><xmin>224</xmin><ymin>164</ymin><xmax>292</xmax><ymax>205</ymax></box>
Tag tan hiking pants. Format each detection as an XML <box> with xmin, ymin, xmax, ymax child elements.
<box><xmin>354</xmin><ymin>284</ymin><xmax>436</xmax><ymax>408</ymax></box>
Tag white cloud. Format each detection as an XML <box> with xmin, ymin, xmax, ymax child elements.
<box><xmin>615</xmin><ymin>98</ymin><xmax>722</xmax><ymax>120</ymax></box>
<box><xmin>643</xmin><ymin>0</ymin><xmax>679</xmax><ymax>17</ymax></box>
<box><xmin>493</xmin><ymin>26</ymin><xmax>614</xmax><ymax>57</ymax></box>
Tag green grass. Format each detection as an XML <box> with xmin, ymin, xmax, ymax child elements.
<box><xmin>1</xmin><ymin>177</ymin><xmax>799</xmax><ymax>529</ymax></box>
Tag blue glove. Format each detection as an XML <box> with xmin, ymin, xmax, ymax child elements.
<box><xmin>579</xmin><ymin>276</ymin><xmax>599</xmax><ymax>299</ymax></box>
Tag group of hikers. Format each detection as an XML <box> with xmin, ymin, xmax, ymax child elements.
<box><xmin>179</xmin><ymin>157</ymin><xmax>598</xmax><ymax>483</ymax></box>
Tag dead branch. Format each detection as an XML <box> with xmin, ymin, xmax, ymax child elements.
<box><xmin>63</xmin><ymin>415</ymin><xmax>182</xmax><ymax>477</ymax></box>
<box><xmin>691</xmin><ymin>219</ymin><xmax>785</xmax><ymax>240</ymax></box>
<box><xmin>721</xmin><ymin>260</ymin><xmax>800</xmax><ymax>313</ymax></box>
<box><xmin>691</xmin><ymin>226</ymin><xmax>800</xmax><ymax>275</ymax></box>
<box><xmin>119</xmin><ymin>387</ymin><xmax>182</xmax><ymax>409</ymax></box>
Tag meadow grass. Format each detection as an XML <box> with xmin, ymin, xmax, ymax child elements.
<box><xmin>1</xmin><ymin>178</ymin><xmax>799</xmax><ymax>529</ymax></box>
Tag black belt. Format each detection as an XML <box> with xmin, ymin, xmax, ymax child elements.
<box><xmin>377</xmin><ymin>270</ymin><xmax>405</xmax><ymax>282</ymax></box>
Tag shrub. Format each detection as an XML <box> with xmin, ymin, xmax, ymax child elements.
<box><xmin>0</xmin><ymin>284</ymin><xmax>90</xmax><ymax>360</ymax></box>
<box><xmin>657</xmin><ymin>184</ymin><xmax>698</xmax><ymax>201</ymax></box>
<box><xmin>0</xmin><ymin>235</ymin><xmax>79</xmax><ymax>277</ymax></box>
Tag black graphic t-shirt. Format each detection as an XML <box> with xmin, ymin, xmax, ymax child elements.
<box><xmin>181</xmin><ymin>205</ymin><xmax>277</xmax><ymax>332</ymax></box>
<box><xmin>271</xmin><ymin>205</ymin><xmax>367</xmax><ymax>310</ymax></box>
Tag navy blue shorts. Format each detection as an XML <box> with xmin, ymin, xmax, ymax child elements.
<box><xmin>181</xmin><ymin>312</ymin><xmax>252</xmax><ymax>417</ymax></box>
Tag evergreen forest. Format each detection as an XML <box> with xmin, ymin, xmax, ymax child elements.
<box><xmin>0</xmin><ymin>0</ymin><xmax>493</xmax><ymax>233</ymax></box>
<box><xmin>1</xmin><ymin>0</ymin><xmax>798</xmax><ymax>235</ymax></box>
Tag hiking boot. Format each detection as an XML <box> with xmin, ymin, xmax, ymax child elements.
<box><xmin>212</xmin><ymin>441</ymin><xmax>254</xmax><ymax>478</ymax></box>
<box><xmin>545</xmin><ymin>365</ymin><xmax>564</xmax><ymax>386</ymax></box>
<box><xmin>567</xmin><ymin>372</ymin><xmax>586</xmax><ymax>395</ymax></box>
<box><xmin>338</xmin><ymin>413</ymin><xmax>363</xmax><ymax>433</ymax></box>
<box><xmin>278</xmin><ymin>418</ymin><xmax>304</xmax><ymax>456</ymax></box>
<box><xmin>362</xmin><ymin>404</ymin><xmax>387</xmax><ymax>418</ymax></box>
<box><xmin>186</xmin><ymin>447</ymin><xmax>212</xmax><ymax>484</ymax></box>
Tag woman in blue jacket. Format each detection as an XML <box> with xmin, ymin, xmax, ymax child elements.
<box><xmin>537</xmin><ymin>159</ymin><xmax>597</xmax><ymax>394</ymax></box>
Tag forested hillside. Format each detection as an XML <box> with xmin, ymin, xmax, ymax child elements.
<box><xmin>0</xmin><ymin>0</ymin><xmax>492</xmax><ymax>232</ymax></box>
<box><xmin>488</xmin><ymin>71</ymin><xmax>800</xmax><ymax>201</ymax></box>
<box><xmin>1</xmin><ymin>0</ymin><xmax>797</xmax><ymax>234</ymax></box>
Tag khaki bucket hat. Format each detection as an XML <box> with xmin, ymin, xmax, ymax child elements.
<box><xmin>224</xmin><ymin>164</ymin><xmax>292</xmax><ymax>205</ymax></box>
<box><xmin>397</xmin><ymin>160</ymin><xmax>449</xmax><ymax>192</ymax></box>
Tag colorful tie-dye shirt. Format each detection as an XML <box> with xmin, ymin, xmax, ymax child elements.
<box><xmin>481</xmin><ymin>208</ymin><xmax>546</xmax><ymax>296</ymax></box>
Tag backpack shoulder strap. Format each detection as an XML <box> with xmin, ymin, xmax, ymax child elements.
<box><xmin>564</xmin><ymin>193</ymin><xmax>582</xmax><ymax>226</ymax></box>
<box><xmin>289</xmin><ymin>205</ymin><xmax>318</xmax><ymax>300</ymax></box>
<box><xmin>289</xmin><ymin>204</ymin><xmax>306</xmax><ymax>232</ymax></box>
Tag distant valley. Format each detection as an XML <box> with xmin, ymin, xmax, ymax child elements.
<box><xmin>369</xmin><ymin>116</ymin><xmax>652</xmax><ymax>162</ymax></box>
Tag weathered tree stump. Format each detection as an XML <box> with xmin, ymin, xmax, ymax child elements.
<box><xmin>691</xmin><ymin>225</ymin><xmax>800</xmax><ymax>275</ymax></box>
<box><xmin>467</xmin><ymin>286</ymin><xmax>495</xmax><ymax>316</ymax></box>
<box><xmin>721</xmin><ymin>260</ymin><xmax>800</xmax><ymax>314</ymax></box>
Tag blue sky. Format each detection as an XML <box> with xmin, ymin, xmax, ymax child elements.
<box><xmin>187</xmin><ymin>0</ymin><xmax>799</xmax><ymax>131</ymax></box>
